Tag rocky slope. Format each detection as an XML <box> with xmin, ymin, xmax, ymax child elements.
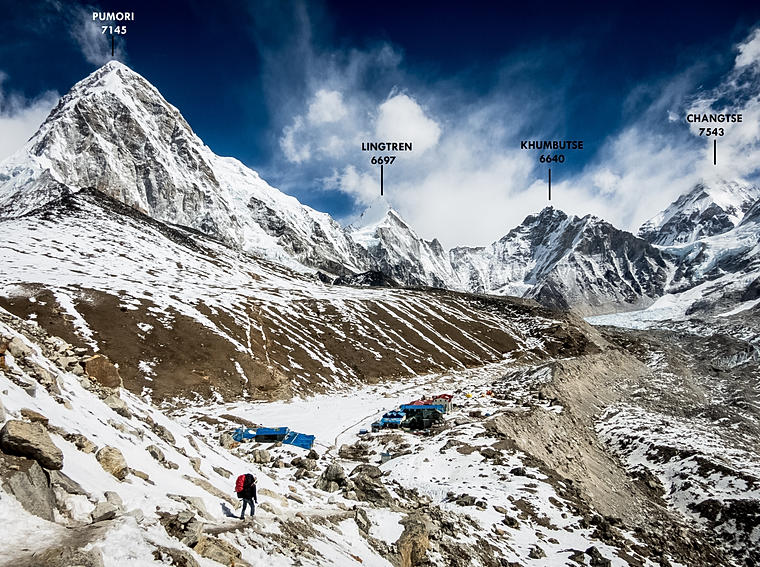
<box><xmin>347</xmin><ymin>197</ymin><xmax>460</xmax><ymax>289</ymax></box>
<box><xmin>1</xmin><ymin>291</ymin><xmax>756</xmax><ymax>566</ymax></box>
<box><xmin>0</xmin><ymin>61</ymin><xmax>366</xmax><ymax>277</ymax></box>
<box><xmin>0</xmin><ymin>188</ymin><xmax>591</xmax><ymax>403</ymax></box>
<box><xmin>450</xmin><ymin>208</ymin><xmax>671</xmax><ymax>316</ymax></box>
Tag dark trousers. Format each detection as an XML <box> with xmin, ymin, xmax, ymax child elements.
<box><xmin>240</xmin><ymin>497</ymin><xmax>255</xmax><ymax>517</ymax></box>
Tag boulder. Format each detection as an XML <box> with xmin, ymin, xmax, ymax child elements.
<box><xmin>3</xmin><ymin>456</ymin><xmax>56</xmax><ymax>521</ymax></box>
<box><xmin>65</xmin><ymin>432</ymin><xmax>97</xmax><ymax>453</ymax></box>
<box><xmin>8</xmin><ymin>337</ymin><xmax>32</xmax><ymax>359</ymax></box>
<box><xmin>397</xmin><ymin>514</ymin><xmax>430</xmax><ymax>567</ymax></box>
<box><xmin>586</xmin><ymin>546</ymin><xmax>612</xmax><ymax>567</ymax></box>
<box><xmin>194</xmin><ymin>535</ymin><xmax>250</xmax><ymax>567</ymax></box>
<box><xmin>20</xmin><ymin>408</ymin><xmax>49</xmax><ymax>425</ymax></box>
<box><xmin>0</xmin><ymin>419</ymin><xmax>64</xmax><ymax>470</ymax></box>
<box><xmin>291</xmin><ymin>457</ymin><xmax>317</xmax><ymax>470</ymax></box>
<box><xmin>339</xmin><ymin>441</ymin><xmax>370</xmax><ymax>462</ymax></box>
<box><xmin>151</xmin><ymin>423</ymin><xmax>176</xmax><ymax>444</ymax></box>
<box><xmin>96</xmin><ymin>446</ymin><xmax>129</xmax><ymax>480</ymax></box>
<box><xmin>213</xmin><ymin>465</ymin><xmax>232</xmax><ymax>478</ymax></box>
<box><xmin>104</xmin><ymin>490</ymin><xmax>123</xmax><ymax>509</ymax></box>
<box><xmin>18</xmin><ymin>545</ymin><xmax>105</xmax><ymax>567</ymax></box>
<box><xmin>91</xmin><ymin>501</ymin><xmax>119</xmax><ymax>522</ymax></box>
<box><xmin>355</xmin><ymin>508</ymin><xmax>371</xmax><ymax>533</ymax></box>
<box><xmin>158</xmin><ymin>509</ymin><xmax>204</xmax><ymax>547</ymax></box>
<box><xmin>350</xmin><ymin>464</ymin><xmax>383</xmax><ymax>479</ymax></box>
<box><xmin>104</xmin><ymin>394</ymin><xmax>132</xmax><ymax>418</ymax></box>
<box><xmin>83</xmin><ymin>355</ymin><xmax>122</xmax><ymax>388</ymax></box>
<box><xmin>349</xmin><ymin>472</ymin><xmax>393</xmax><ymax>505</ymax></box>
<box><xmin>189</xmin><ymin>457</ymin><xmax>203</xmax><ymax>475</ymax></box>
<box><xmin>315</xmin><ymin>462</ymin><xmax>347</xmax><ymax>492</ymax></box>
<box><xmin>146</xmin><ymin>444</ymin><xmax>166</xmax><ymax>463</ymax></box>
<box><xmin>219</xmin><ymin>432</ymin><xmax>237</xmax><ymax>449</ymax></box>
<box><xmin>49</xmin><ymin>469</ymin><xmax>89</xmax><ymax>497</ymax></box>
<box><xmin>529</xmin><ymin>545</ymin><xmax>546</xmax><ymax>559</ymax></box>
<box><xmin>152</xmin><ymin>546</ymin><xmax>200</xmax><ymax>567</ymax></box>
<box><xmin>252</xmin><ymin>449</ymin><xmax>271</xmax><ymax>463</ymax></box>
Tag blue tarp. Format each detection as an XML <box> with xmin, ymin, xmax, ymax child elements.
<box><xmin>231</xmin><ymin>426</ymin><xmax>314</xmax><ymax>449</ymax></box>
<box><xmin>283</xmin><ymin>431</ymin><xmax>315</xmax><ymax>450</ymax></box>
<box><xmin>400</xmin><ymin>404</ymin><xmax>445</xmax><ymax>413</ymax></box>
<box><xmin>383</xmin><ymin>410</ymin><xmax>406</xmax><ymax>419</ymax></box>
<box><xmin>256</xmin><ymin>427</ymin><xmax>290</xmax><ymax>437</ymax></box>
<box><xmin>232</xmin><ymin>427</ymin><xmax>257</xmax><ymax>442</ymax></box>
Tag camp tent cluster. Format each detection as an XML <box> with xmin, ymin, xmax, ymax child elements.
<box><xmin>372</xmin><ymin>394</ymin><xmax>454</xmax><ymax>432</ymax></box>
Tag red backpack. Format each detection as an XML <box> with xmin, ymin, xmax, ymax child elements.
<box><xmin>235</xmin><ymin>474</ymin><xmax>246</xmax><ymax>493</ymax></box>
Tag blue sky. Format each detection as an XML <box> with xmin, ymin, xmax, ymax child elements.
<box><xmin>2</xmin><ymin>0</ymin><xmax>760</xmax><ymax>246</ymax></box>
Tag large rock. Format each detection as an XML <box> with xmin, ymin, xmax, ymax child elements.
<box><xmin>49</xmin><ymin>469</ymin><xmax>89</xmax><ymax>497</ymax></box>
<box><xmin>152</xmin><ymin>545</ymin><xmax>200</xmax><ymax>567</ymax></box>
<box><xmin>397</xmin><ymin>514</ymin><xmax>431</xmax><ymax>567</ymax></box>
<box><xmin>96</xmin><ymin>446</ymin><xmax>129</xmax><ymax>480</ymax></box>
<box><xmin>339</xmin><ymin>441</ymin><xmax>370</xmax><ymax>462</ymax></box>
<box><xmin>349</xmin><ymin>472</ymin><xmax>393</xmax><ymax>505</ymax></box>
<box><xmin>252</xmin><ymin>449</ymin><xmax>271</xmax><ymax>463</ymax></box>
<box><xmin>314</xmin><ymin>462</ymin><xmax>347</xmax><ymax>492</ymax></box>
<box><xmin>20</xmin><ymin>408</ymin><xmax>49</xmax><ymax>425</ymax></box>
<box><xmin>2</xmin><ymin>454</ymin><xmax>56</xmax><ymax>521</ymax></box>
<box><xmin>91</xmin><ymin>501</ymin><xmax>119</xmax><ymax>522</ymax></box>
<box><xmin>146</xmin><ymin>444</ymin><xmax>166</xmax><ymax>463</ymax></box>
<box><xmin>13</xmin><ymin>545</ymin><xmax>105</xmax><ymax>567</ymax></box>
<box><xmin>83</xmin><ymin>355</ymin><xmax>122</xmax><ymax>388</ymax></box>
<box><xmin>0</xmin><ymin>419</ymin><xmax>64</xmax><ymax>470</ymax></box>
<box><xmin>219</xmin><ymin>432</ymin><xmax>237</xmax><ymax>449</ymax></box>
<box><xmin>158</xmin><ymin>508</ymin><xmax>204</xmax><ymax>547</ymax></box>
<box><xmin>104</xmin><ymin>394</ymin><xmax>132</xmax><ymax>418</ymax></box>
<box><xmin>194</xmin><ymin>535</ymin><xmax>250</xmax><ymax>567</ymax></box>
<box><xmin>152</xmin><ymin>423</ymin><xmax>176</xmax><ymax>444</ymax></box>
<box><xmin>7</xmin><ymin>336</ymin><xmax>32</xmax><ymax>359</ymax></box>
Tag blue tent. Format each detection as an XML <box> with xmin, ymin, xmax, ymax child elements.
<box><xmin>230</xmin><ymin>426</ymin><xmax>314</xmax><ymax>449</ymax></box>
<box><xmin>283</xmin><ymin>431</ymin><xmax>315</xmax><ymax>450</ymax></box>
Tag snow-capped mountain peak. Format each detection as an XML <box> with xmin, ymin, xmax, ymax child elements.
<box><xmin>0</xmin><ymin>61</ymin><xmax>367</xmax><ymax>275</ymax></box>
<box><xmin>638</xmin><ymin>179</ymin><xmax>760</xmax><ymax>246</ymax></box>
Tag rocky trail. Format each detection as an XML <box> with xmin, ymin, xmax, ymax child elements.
<box><xmin>1</xmin><ymin>299</ymin><xmax>758</xmax><ymax>566</ymax></box>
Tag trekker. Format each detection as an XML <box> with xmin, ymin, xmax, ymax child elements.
<box><xmin>235</xmin><ymin>473</ymin><xmax>257</xmax><ymax>519</ymax></box>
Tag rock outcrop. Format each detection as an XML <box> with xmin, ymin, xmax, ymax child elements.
<box><xmin>95</xmin><ymin>446</ymin><xmax>129</xmax><ymax>480</ymax></box>
<box><xmin>0</xmin><ymin>419</ymin><xmax>64</xmax><ymax>470</ymax></box>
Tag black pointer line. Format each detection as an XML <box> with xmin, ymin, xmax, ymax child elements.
<box><xmin>548</xmin><ymin>168</ymin><xmax>552</xmax><ymax>200</ymax></box>
<box><xmin>714</xmin><ymin>139</ymin><xmax>717</xmax><ymax>166</ymax></box>
<box><xmin>381</xmin><ymin>163</ymin><xmax>384</xmax><ymax>196</ymax></box>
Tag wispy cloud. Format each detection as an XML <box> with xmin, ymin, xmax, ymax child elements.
<box><xmin>252</xmin><ymin>2</ymin><xmax>760</xmax><ymax>247</ymax></box>
<box><xmin>46</xmin><ymin>1</ymin><xmax>127</xmax><ymax>66</ymax></box>
<box><xmin>0</xmin><ymin>72</ymin><xmax>58</xmax><ymax>161</ymax></box>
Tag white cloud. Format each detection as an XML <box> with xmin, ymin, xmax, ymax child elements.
<box><xmin>307</xmin><ymin>89</ymin><xmax>347</xmax><ymax>124</ymax></box>
<box><xmin>44</xmin><ymin>1</ymin><xmax>127</xmax><ymax>66</ymax></box>
<box><xmin>375</xmin><ymin>94</ymin><xmax>441</xmax><ymax>153</ymax></box>
<box><xmin>735</xmin><ymin>27</ymin><xmax>760</xmax><ymax>68</ymax></box>
<box><xmin>0</xmin><ymin>72</ymin><xmax>58</xmax><ymax>162</ymax></box>
<box><xmin>71</xmin><ymin>11</ymin><xmax>127</xmax><ymax>66</ymax></box>
<box><xmin>323</xmin><ymin>165</ymin><xmax>378</xmax><ymax>207</ymax></box>
<box><xmin>263</xmin><ymin>7</ymin><xmax>760</xmax><ymax>248</ymax></box>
